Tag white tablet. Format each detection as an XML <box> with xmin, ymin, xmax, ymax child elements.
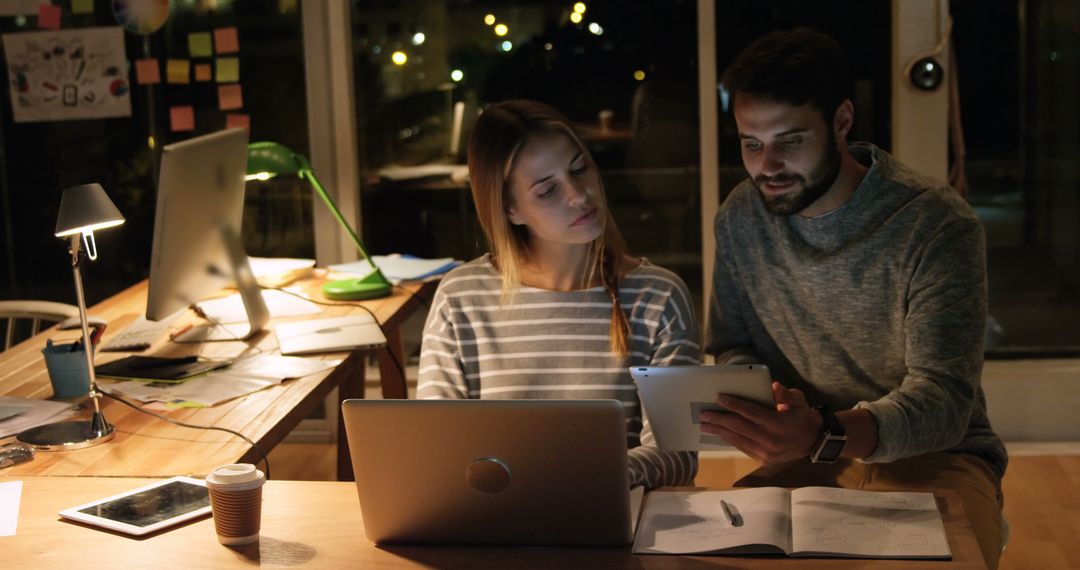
<box><xmin>631</xmin><ymin>364</ymin><xmax>774</xmax><ymax>451</ymax></box>
<box><xmin>59</xmin><ymin>476</ymin><xmax>211</xmax><ymax>536</ymax></box>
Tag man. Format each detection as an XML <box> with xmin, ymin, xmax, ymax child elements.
<box><xmin>702</xmin><ymin>28</ymin><xmax>1007</xmax><ymax>568</ymax></box>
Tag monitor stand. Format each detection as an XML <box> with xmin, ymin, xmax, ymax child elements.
<box><xmin>173</xmin><ymin>224</ymin><xmax>270</xmax><ymax>343</ymax></box>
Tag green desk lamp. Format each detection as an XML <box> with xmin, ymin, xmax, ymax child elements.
<box><xmin>246</xmin><ymin>142</ymin><xmax>392</xmax><ymax>300</ymax></box>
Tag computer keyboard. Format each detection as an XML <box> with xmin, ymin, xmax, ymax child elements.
<box><xmin>100</xmin><ymin>315</ymin><xmax>179</xmax><ymax>352</ymax></box>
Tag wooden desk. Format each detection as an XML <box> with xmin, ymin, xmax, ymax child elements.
<box><xmin>3</xmin><ymin>477</ymin><xmax>987</xmax><ymax>569</ymax></box>
<box><xmin>0</xmin><ymin>275</ymin><xmax>435</xmax><ymax>480</ymax></box>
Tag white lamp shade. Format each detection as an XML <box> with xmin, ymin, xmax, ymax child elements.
<box><xmin>55</xmin><ymin>183</ymin><xmax>125</xmax><ymax>237</ymax></box>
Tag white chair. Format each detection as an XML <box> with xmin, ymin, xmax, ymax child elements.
<box><xmin>0</xmin><ymin>300</ymin><xmax>80</xmax><ymax>351</ymax></box>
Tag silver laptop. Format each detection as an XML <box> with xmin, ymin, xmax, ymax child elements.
<box><xmin>342</xmin><ymin>399</ymin><xmax>633</xmax><ymax>546</ymax></box>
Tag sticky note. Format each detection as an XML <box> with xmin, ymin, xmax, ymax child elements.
<box><xmin>170</xmin><ymin>106</ymin><xmax>195</xmax><ymax>132</ymax></box>
<box><xmin>166</xmin><ymin>59</ymin><xmax>190</xmax><ymax>84</ymax></box>
<box><xmin>188</xmin><ymin>32</ymin><xmax>213</xmax><ymax>58</ymax></box>
<box><xmin>226</xmin><ymin>113</ymin><xmax>250</xmax><ymax>131</ymax></box>
<box><xmin>72</xmin><ymin>0</ymin><xmax>94</xmax><ymax>14</ymax></box>
<box><xmin>134</xmin><ymin>58</ymin><xmax>161</xmax><ymax>85</ymax></box>
<box><xmin>38</xmin><ymin>4</ymin><xmax>61</xmax><ymax>29</ymax></box>
<box><xmin>218</xmin><ymin>84</ymin><xmax>243</xmax><ymax>110</ymax></box>
<box><xmin>194</xmin><ymin>63</ymin><xmax>212</xmax><ymax>82</ymax></box>
<box><xmin>214</xmin><ymin>27</ymin><xmax>239</xmax><ymax>54</ymax></box>
<box><xmin>215</xmin><ymin>57</ymin><xmax>239</xmax><ymax>83</ymax></box>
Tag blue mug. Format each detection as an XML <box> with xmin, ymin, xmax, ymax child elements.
<box><xmin>41</xmin><ymin>339</ymin><xmax>92</xmax><ymax>399</ymax></box>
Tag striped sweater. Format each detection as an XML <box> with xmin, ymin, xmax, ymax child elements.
<box><xmin>418</xmin><ymin>254</ymin><xmax>701</xmax><ymax>489</ymax></box>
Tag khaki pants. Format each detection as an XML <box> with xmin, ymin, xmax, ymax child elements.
<box><xmin>734</xmin><ymin>452</ymin><xmax>1004</xmax><ymax>570</ymax></box>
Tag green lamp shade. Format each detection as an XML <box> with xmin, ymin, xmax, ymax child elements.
<box><xmin>246</xmin><ymin>142</ymin><xmax>391</xmax><ymax>300</ymax></box>
<box><xmin>247</xmin><ymin>141</ymin><xmax>308</xmax><ymax>176</ymax></box>
<box><xmin>55</xmin><ymin>183</ymin><xmax>125</xmax><ymax>237</ymax></box>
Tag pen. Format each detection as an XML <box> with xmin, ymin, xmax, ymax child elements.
<box><xmin>169</xmin><ymin>324</ymin><xmax>194</xmax><ymax>341</ymax></box>
<box><xmin>720</xmin><ymin>499</ymin><xmax>740</xmax><ymax>527</ymax></box>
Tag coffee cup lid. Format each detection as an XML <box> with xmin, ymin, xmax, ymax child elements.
<box><xmin>206</xmin><ymin>463</ymin><xmax>264</xmax><ymax>486</ymax></box>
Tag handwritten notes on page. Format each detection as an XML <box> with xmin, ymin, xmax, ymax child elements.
<box><xmin>633</xmin><ymin>486</ymin><xmax>950</xmax><ymax>560</ymax></box>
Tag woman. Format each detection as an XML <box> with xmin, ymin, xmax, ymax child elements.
<box><xmin>418</xmin><ymin>100</ymin><xmax>699</xmax><ymax>489</ymax></box>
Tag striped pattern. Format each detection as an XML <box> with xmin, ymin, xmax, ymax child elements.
<box><xmin>418</xmin><ymin>255</ymin><xmax>701</xmax><ymax>489</ymax></box>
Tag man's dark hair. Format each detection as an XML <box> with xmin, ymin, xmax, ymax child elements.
<box><xmin>722</xmin><ymin>27</ymin><xmax>851</xmax><ymax>121</ymax></box>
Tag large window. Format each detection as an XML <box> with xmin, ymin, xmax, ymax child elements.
<box><xmin>350</xmin><ymin>0</ymin><xmax>702</xmax><ymax>312</ymax></box>
<box><xmin>954</xmin><ymin>0</ymin><xmax>1080</xmax><ymax>354</ymax></box>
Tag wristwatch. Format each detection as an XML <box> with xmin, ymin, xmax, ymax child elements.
<box><xmin>810</xmin><ymin>405</ymin><xmax>847</xmax><ymax>463</ymax></box>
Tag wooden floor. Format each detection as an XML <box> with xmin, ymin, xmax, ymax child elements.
<box><xmin>268</xmin><ymin>443</ymin><xmax>1080</xmax><ymax>570</ymax></box>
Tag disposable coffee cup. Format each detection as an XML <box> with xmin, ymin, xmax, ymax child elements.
<box><xmin>205</xmin><ymin>463</ymin><xmax>265</xmax><ymax>545</ymax></box>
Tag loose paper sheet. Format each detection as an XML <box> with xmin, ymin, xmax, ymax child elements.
<box><xmin>330</xmin><ymin>255</ymin><xmax>460</xmax><ymax>284</ymax></box>
<box><xmin>215</xmin><ymin>56</ymin><xmax>238</xmax><ymax>82</ymax></box>
<box><xmin>134</xmin><ymin>58</ymin><xmax>160</xmax><ymax>84</ymax></box>
<box><xmin>100</xmin><ymin>355</ymin><xmax>340</xmax><ymax>407</ymax></box>
<box><xmin>3</xmin><ymin>27</ymin><xmax>132</xmax><ymax>122</ymax></box>
<box><xmin>0</xmin><ymin>481</ymin><xmax>22</xmax><ymax>537</ymax></box>
<box><xmin>195</xmin><ymin>288</ymin><xmax>320</xmax><ymax>324</ymax></box>
<box><xmin>0</xmin><ymin>396</ymin><xmax>77</xmax><ymax>439</ymax></box>
<box><xmin>187</xmin><ymin>31</ymin><xmax>212</xmax><ymax>57</ymax></box>
<box><xmin>214</xmin><ymin>27</ymin><xmax>239</xmax><ymax>53</ymax></box>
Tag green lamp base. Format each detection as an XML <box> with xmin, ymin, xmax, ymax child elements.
<box><xmin>322</xmin><ymin>270</ymin><xmax>393</xmax><ymax>300</ymax></box>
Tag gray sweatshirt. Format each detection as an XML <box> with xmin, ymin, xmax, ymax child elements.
<box><xmin>706</xmin><ymin>143</ymin><xmax>1007</xmax><ymax>479</ymax></box>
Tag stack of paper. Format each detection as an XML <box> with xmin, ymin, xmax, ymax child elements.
<box><xmin>330</xmin><ymin>254</ymin><xmax>460</xmax><ymax>284</ymax></box>
<box><xmin>247</xmin><ymin>257</ymin><xmax>316</xmax><ymax>288</ymax></box>
<box><xmin>98</xmin><ymin>355</ymin><xmax>340</xmax><ymax>408</ymax></box>
<box><xmin>0</xmin><ymin>397</ymin><xmax>78</xmax><ymax>439</ymax></box>
<box><xmin>195</xmin><ymin>288</ymin><xmax>321</xmax><ymax>323</ymax></box>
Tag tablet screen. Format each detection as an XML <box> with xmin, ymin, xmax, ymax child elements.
<box><xmin>77</xmin><ymin>480</ymin><xmax>210</xmax><ymax>528</ymax></box>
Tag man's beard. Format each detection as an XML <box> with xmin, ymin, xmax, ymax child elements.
<box><xmin>753</xmin><ymin>135</ymin><xmax>842</xmax><ymax>216</ymax></box>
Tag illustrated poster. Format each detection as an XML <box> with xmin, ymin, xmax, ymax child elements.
<box><xmin>3</xmin><ymin>27</ymin><xmax>132</xmax><ymax>123</ymax></box>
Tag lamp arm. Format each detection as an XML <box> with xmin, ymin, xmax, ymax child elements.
<box><xmin>300</xmin><ymin>168</ymin><xmax>382</xmax><ymax>269</ymax></box>
<box><xmin>69</xmin><ymin>235</ymin><xmax>109</xmax><ymax>430</ymax></box>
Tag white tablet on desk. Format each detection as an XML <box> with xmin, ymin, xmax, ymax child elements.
<box><xmin>59</xmin><ymin>476</ymin><xmax>211</xmax><ymax>536</ymax></box>
<box><xmin>632</xmin><ymin>364</ymin><xmax>774</xmax><ymax>451</ymax></box>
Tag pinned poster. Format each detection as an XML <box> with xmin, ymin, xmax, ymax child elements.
<box><xmin>217</xmin><ymin>83</ymin><xmax>242</xmax><ymax>110</ymax></box>
<box><xmin>194</xmin><ymin>63</ymin><xmax>211</xmax><ymax>82</ymax></box>
<box><xmin>214</xmin><ymin>27</ymin><xmax>238</xmax><ymax>54</ymax></box>
<box><xmin>187</xmin><ymin>31</ymin><xmax>211</xmax><ymax>57</ymax></box>
<box><xmin>37</xmin><ymin>3</ymin><xmax>61</xmax><ymax>29</ymax></box>
<box><xmin>225</xmin><ymin>113</ymin><xmax>249</xmax><ymax>131</ymax></box>
<box><xmin>134</xmin><ymin>58</ymin><xmax>160</xmax><ymax>84</ymax></box>
<box><xmin>72</xmin><ymin>0</ymin><xmax>94</xmax><ymax>14</ymax></box>
<box><xmin>165</xmin><ymin>59</ymin><xmax>189</xmax><ymax>84</ymax></box>
<box><xmin>169</xmin><ymin>105</ymin><xmax>194</xmax><ymax>131</ymax></box>
<box><xmin>215</xmin><ymin>56</ymin><xmax>238</xmax><ymax>82</ymax></box>
<box><xmin>3</xmin><ymin>27</ymin><xmax>132</xmax><ymax>122</ymax></box>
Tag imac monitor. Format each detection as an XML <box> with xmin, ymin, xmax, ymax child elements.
<box><xmin>146</xmin><ymin>128</ymin><xmax>268</xmax><ymax>341</ymax></box>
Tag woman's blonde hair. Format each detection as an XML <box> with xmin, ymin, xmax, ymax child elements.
<box><xmin>467</xmin><ymin>99</ymin><xmax>631</xmax><ymax>356</ymax></box>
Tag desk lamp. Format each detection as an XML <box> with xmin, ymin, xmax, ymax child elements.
<box><xmin>18</xmin><ymin>183</ymin><xmax>123</xmax><ymax>450</ymax></box>
<box><xmin>246</xmin><ymin>142</ymin><xmax>391</xmax><ymax>300</ymax></box>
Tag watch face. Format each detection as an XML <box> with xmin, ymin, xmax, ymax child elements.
<box><xmin>818</xmin><ymin>438</ymin><xmax>846</xmax><ymax>461</ymax></box>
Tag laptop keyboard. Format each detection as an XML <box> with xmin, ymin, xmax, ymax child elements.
<box><xmin>100</xmin><ymin>315</ymin><xmax>179</xmax><ymax>352</ymax></box>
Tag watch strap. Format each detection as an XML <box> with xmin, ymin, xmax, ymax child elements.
<box><xmin>815</xmin><ymin>405</ymin><xmax>845</xmax><ymax>436</ymax></box>
<box><xmin>810</xmin><ymin>405</ymin><xmax>847</xmax><ymax>463</ymax></box>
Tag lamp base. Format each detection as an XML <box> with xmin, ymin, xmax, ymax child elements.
<box><xmin>17</xmin><ymin>419</ymin><xmax>115</xmax><ymax>451</ymax></box>
<box><xmin>322</xmin><ymin>271</ymin><xmax>393</xmax><ymax>300</ymax></box>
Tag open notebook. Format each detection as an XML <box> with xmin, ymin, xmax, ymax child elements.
<box><xmin>633</xmin><ymin>486</ymin><xmax>950</xmax><ymax>560</ymax></box>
